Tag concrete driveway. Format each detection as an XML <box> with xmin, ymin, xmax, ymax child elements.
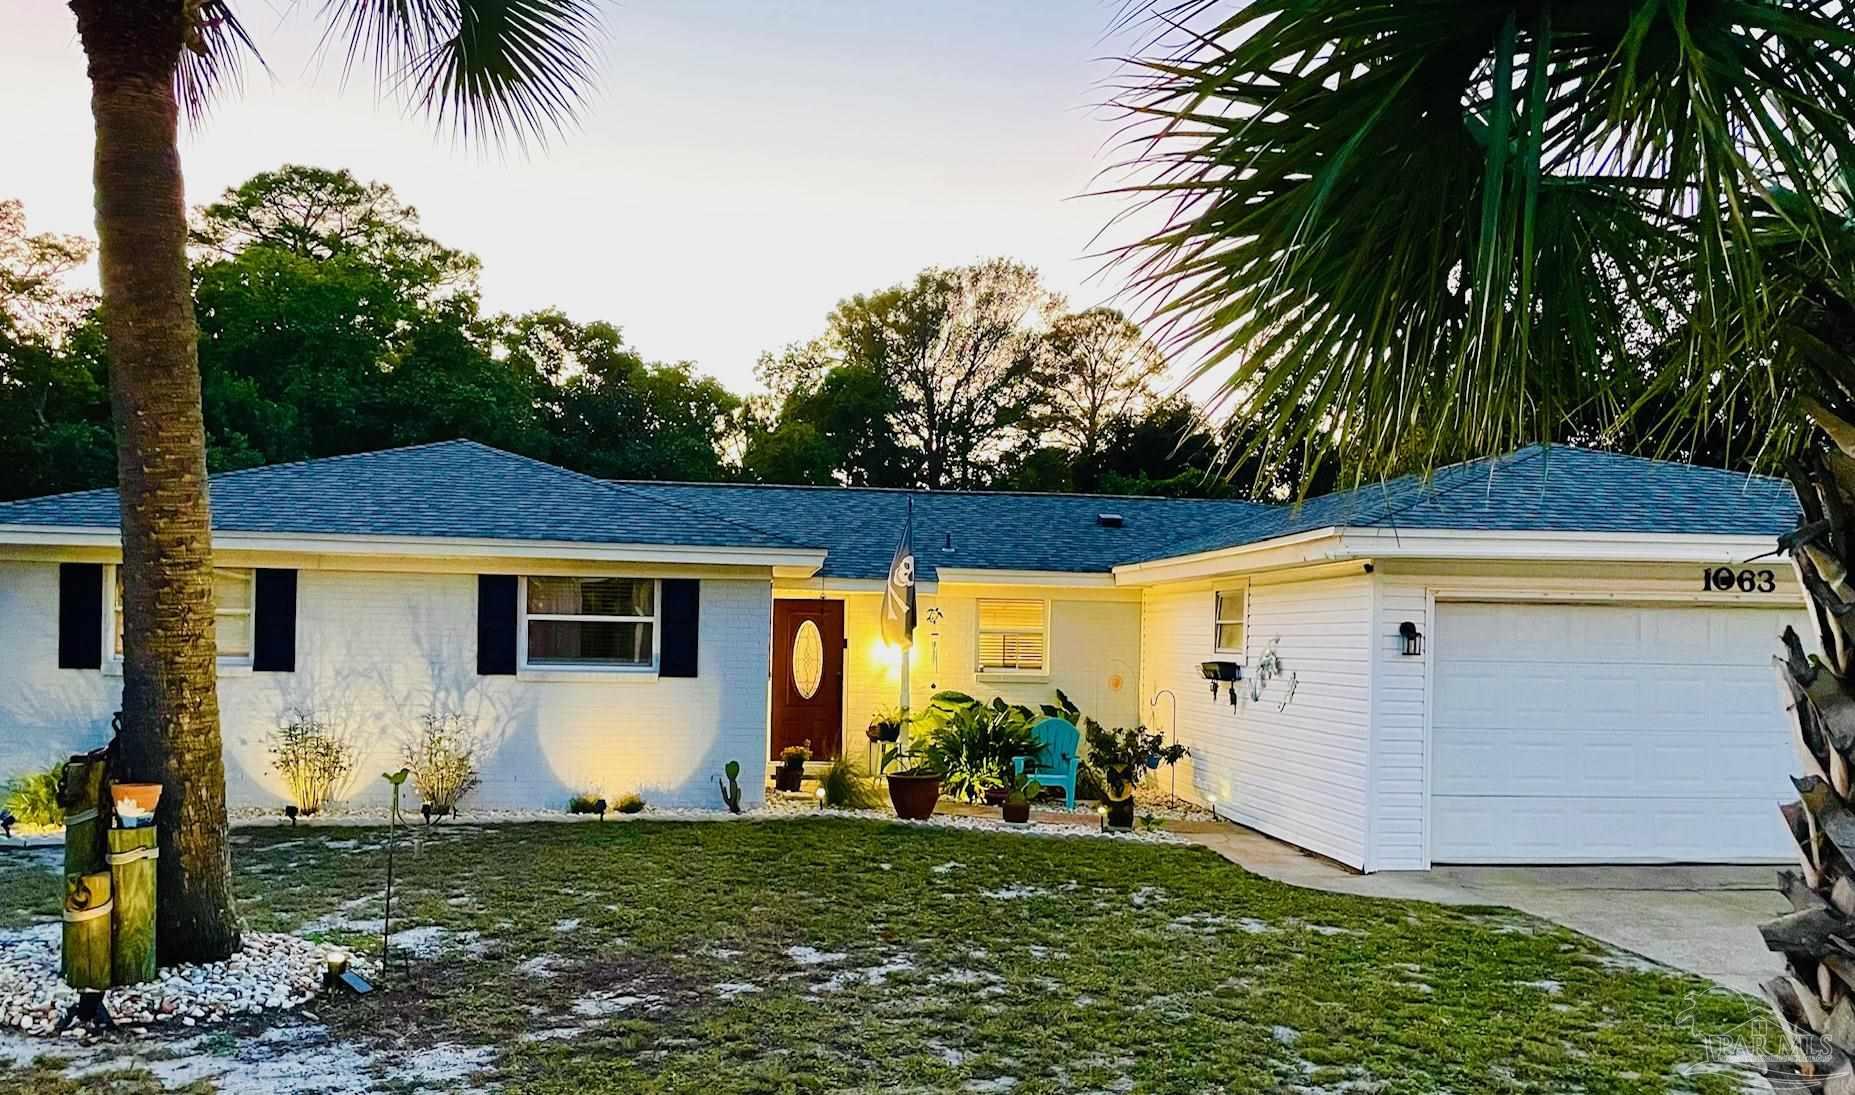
<box><xmin>1177</xmin><ymin>820</ymin><xmax>1789</xmax><ymax>995</ymax></box>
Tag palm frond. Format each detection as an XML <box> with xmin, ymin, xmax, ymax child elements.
<box><xmin>319</xmin><ymin>0</ymin><xmax>604</xmax><ymax>149</ymax></box>
<box><xmin>177</xmin><ymin>0</ymin><xmax>266</xmax><ymax>126</ymax></box>
<box><xmin>1102</xmin><ymin>0</ymin><xmax>1855</xmax><ymax>484</ymax></box>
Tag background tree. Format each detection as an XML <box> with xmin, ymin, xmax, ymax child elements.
<box><xmin>832</xmin><ymin>259</ymin><xmax>1054</xmax><ymax>488</ymax></box>
<box><xmin>1108</xmin><ymin>0</ymin><xmax>1855</xmax><ymax>1080</ymax></box>
<box><xmin>64</xmin><ymin>0</ymin><xmax>603</xmax><ymax>964</ymax></box>
<box><xmin>0</xmin><ymin>199</ymin><xmax>112</xmax><ymax>497</ymax></box>
<box><xmin>1033</xmin><ymin>307</ymin><xmax>1166</xmax><ymax>485</ymax></box>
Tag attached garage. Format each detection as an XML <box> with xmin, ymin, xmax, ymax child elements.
<box><xmin>1428</xmin><ymin>599</ymin><xmax>1799</xmax><ymax>864</ymax></box>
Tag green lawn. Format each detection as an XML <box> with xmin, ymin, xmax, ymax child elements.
<box><xmin>0</xmin><ymin>819</ymin><xmax>1776</xmax><ymax>1093</ymax></box>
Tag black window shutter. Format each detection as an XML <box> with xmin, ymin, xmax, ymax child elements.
<box><xmin>659</xmin><ymin>579</ymin><xmax>700</xmax><ymax>678</ymax></box>
<box><xmin>252</xmin><ymin>569</ymin><xmax>298</xmax><ymax>672</ymax></box>
<box><xmin>478</xmin><ymin>575</ymin><xmax>519</xmax><ymax>676</ymax></box>
<box><xmin>58</xmin><ymin>562</ymin><xmax>104</xmax><ymax>670</ymax></box>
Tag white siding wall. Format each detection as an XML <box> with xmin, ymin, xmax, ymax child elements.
<box><xmin>1370</xmin><ymin>576</ymin><xmax>1429</xmax><ymax>869</ymax></box>
<box><xmin>1140</xmin><ymin>573</ymin><xmax>1375</xmax><ymax>869</ymax></box>
<box><xmin>0</xmin><ymin>562</ymin><xmax>772</xmax><ymax>811</ymax></box>
<box><xmin>823</xmin><ymin>589</ymin><xmax>1142</xmax><ymax>763</ymax></box>
<box><xmin>1367</xmin><ymin>561</ymin><xmax>1808</xmax><ymax>870</ymax></box>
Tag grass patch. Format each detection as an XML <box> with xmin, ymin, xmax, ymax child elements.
<box><xmin>6</xmin><ymin>819</ymin><xmax>1773</xmax><ymax>1093</ymax></box>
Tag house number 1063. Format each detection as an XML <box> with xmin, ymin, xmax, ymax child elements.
<box><xmin>1702</xmin><ymin>566</ymin><xmax>1776</xmax><ymax>593</ymax></box>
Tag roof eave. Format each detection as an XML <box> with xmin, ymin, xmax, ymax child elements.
<box><xmin>0</xmin><ymin>525</ymin><xmax>828</xmax><ymax>574</ymax></box>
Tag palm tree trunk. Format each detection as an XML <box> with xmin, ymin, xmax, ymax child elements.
<box><xmin>72</xmin><ymin>1</ymin><xmax>240</xmax><ymax>964</ymax></box>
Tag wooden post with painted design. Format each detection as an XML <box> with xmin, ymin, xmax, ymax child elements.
<box><xmin>108</xmin><ymin>826</ymin><xmax>158</xmax><ymax>985</ymax></box>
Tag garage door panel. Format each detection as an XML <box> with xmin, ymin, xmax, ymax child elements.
<box><xmin>1431</xmin><ymin>601</ymin><xmax>1797</xmax><ymax>863</ymax></box>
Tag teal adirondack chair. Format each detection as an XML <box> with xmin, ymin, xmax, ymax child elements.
<box><xmin>1014</xmin><ymin>717</ymin><xmax>1081</xmax><ymax>810</ymax></box>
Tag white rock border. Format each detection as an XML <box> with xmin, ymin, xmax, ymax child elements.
<box><xmin>208</xmin><ymin>803</ymin><xmax>1190</xmax><ymax>843</ymax></box>
<box><xmin>0</xmin><ymin>924</ymin><xmax>363</xmax><ymax>1038</ymax></box>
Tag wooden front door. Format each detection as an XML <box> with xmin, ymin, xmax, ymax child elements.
<box><xmin>771</xmin><ymin>599</ymin><xmax>844</xmax><ymax>761</ymax></box>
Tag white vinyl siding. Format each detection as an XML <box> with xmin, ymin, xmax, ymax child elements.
<box><xmin>1141</xmin><ymin>573</ymin><xmax>1374</xmax><ymax>869</ymax></box>
<box><xmin>975</xmin><ymin>598</ymin><xmax>1048</xmax><ymax>675</ymax></box>
<box><xmin>1368</xmin><ymin>561</ymin><xmax>1810</xmax><ymax>870</ymax></box>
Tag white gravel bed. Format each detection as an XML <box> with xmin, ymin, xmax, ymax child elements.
<box><xmin>0</xmin><ymin>924</ymin><xmax>358</xmax><ymax>1037</ymax></box>
<box><xmin>5</xmin><ymin>800</ymin><xmax>1188</xmax><ymax>846</ymax></box>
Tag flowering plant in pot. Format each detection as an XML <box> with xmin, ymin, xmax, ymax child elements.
<box><xmin>1082</xmin><ymin>721</ymin><xmax>1187</xmax><ymax>830</ymax></box>
<box><xmin>879</xmin><ymin>745</ymin><xmax>942</xmax><ymax>820</ymax></box>
<box><xmin>775</xmin><ymin>743</ymin><xmax>811</xmax><ymax>792</ymax></box>
<box><xmin>865</xmin><ymin>706</ymin><xmax>906</xmax><ymax>744</ymax></box>
<box><xmin>1000</xmin><ymin>770</ymin><xmax>1042</xmax><ymax>824</ymax></box>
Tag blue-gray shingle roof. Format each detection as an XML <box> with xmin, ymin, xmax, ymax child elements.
<box><xmin>0</xmin><ymin>441</ymin><xmax>1799</xmax><ymax>575</ymax></box>
<box><xmin>0</xmin><ymin>440</ymin><xmax>807</xmax><ymax>551</ymax></box>
<box><xmin>629</xmin><ymin>445</ymin><xmax>1800</xmax><ymax>578</ymax></box>
<box><xmin>1132</xmin><ymin>444</ymin><xmax>1801</xmax><ymax>563</ymax></box>
<box><xmin>620</xmin><ymin>482</ymin><xmax>1270</xmax><ymax>581</ymax></box>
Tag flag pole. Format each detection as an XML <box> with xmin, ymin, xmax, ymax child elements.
<box><xmin>899</xmin><ymin>494</ymin><xmax>912</xmax><ymax>735</ymax></box>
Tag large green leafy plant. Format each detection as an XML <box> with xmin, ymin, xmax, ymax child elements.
<box><xmin>915</xmin><ymin>692</ymin><xmax>1045</xmax><ymax>803</ymax></box>
<box><xmin>1081</xmin><ymin>721</ymin><xmax>1187</xmax><ymax>802</ymax></box>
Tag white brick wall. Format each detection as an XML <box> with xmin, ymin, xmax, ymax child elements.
<box><xmin>0</xmin><ymin>561</ymin><xmax>771</xmax><ymax>812</ymax></box>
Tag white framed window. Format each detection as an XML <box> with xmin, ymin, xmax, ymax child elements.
<box><xmin>1213</xmin><ymin>588</ymin><xmax>1245</xmax><ymax>656</ymax></box>
<box><xmin>975</xmin><ymin>598</ymin><xmax>1048</xmax><ymax>675</ymax></box>
<box><xmin>520</xmin><ymin>576</ymin><xmax>659</xmax><ymax>671</ymax></box>
<box><xmin>109</xmin><ymin>565</ymin><xmax>255</xmax><ymax>665</ymax></box>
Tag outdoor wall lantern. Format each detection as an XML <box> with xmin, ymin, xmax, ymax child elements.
<box><xmin>1398</xmin><ymin>621</ymin><xmax>1424</xmax><ymax>656</ymax></box>
<box><xmin>1200</xmin><ymin>660</ymin><xmax>1241</xmax><ymax>702</ymax></box>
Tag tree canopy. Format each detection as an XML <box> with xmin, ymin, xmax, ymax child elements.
<box><xmin>5</xmin><ymin>166</ymin><xmax>1330</xmax><ymax>505</ymax></box>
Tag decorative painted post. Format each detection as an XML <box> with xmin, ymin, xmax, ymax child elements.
<box><xmin>60</xmin><ymin>872</ymin><xmax>112</xmax><ymax>991</ymax></box>
<box><xmin>106</xmin><ymin>782</ymin><xmax>161</xmax><ymax>986</ymax></box>
<box><xmin>58</xmin><ymin>752</ymin><xmax>111</xmax><ymax>991</ymax></box>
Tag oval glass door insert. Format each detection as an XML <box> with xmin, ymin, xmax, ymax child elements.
<box><xmin>792</xmin><ymin>619</ymin><xmax>825</xmax><ymax>699</ymax></box>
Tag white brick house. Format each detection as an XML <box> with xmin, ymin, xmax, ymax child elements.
<box><xmin>0</xmin><ymin>441</ymin><xmax>1810</xmax><ymax>869</ymax></box>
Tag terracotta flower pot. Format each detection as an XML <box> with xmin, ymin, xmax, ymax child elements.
<box><xmin>110</xmin><ymin>782</ymin><xmax>163</xmax><ymax>828</ymax></box>
<box><xmin>1001</xmin><ymin>799</ymin><xmax>1031</xmax><ymax>824</ymax></box>
<box><xmin>774</xmin><ymin>766</ymin><xmax>804</xmax><ymax>793</ymax></box>
<box><xmin>886</xmin><ymin>773</ymin><xmax>941</xmax><ymax>820</ymax></box>
<box><xmin>982</xmin><ymin>787</ymin><xmax>1008</xmax><ymax>807</ymax></box>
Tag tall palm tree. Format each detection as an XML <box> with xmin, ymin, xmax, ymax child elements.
<box><xmin>65</xmin><ymin>0</ymin><xmax>601</xmax><ymax>964</ymax></box>
<box><xmin>1105</xmin><ymin>0</ymin><xmax>1855</xmax><ymax>1081</ymax></box>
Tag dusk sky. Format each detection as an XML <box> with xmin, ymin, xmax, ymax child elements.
<box><xmin>5</xmin><ymin>1</ymin><xmax>1159</xmax><ymax>391</ymax></box>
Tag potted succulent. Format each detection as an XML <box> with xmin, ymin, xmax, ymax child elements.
<box><xmin>881</xmin><ymin>746</ymin><xmax>942</xmax><ymax>821</ymax></box>
<box><xmin>775</xmin><ymin>743</ymin><xmax>811</xmax><ymax>792</ymax></box>
<box><xmin>1000</xmin><ymin>770</ymin><xmax>1042</xmax><ymax>824</ymax></box>
<box><xmin>865</xmin><ymin>706</ymin><xmax>906</xmax><ymax>744</ymax></box>
<box><xmin>1082</xmin><ymin>721</ymin><xmax>1187</xmax><ymax>831</ymax></box>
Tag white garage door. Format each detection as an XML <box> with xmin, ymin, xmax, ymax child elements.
<box><xmin>1431</xmin><ymin>600</ymin><xmax>1798</xmax><ymax>863</ymax></box>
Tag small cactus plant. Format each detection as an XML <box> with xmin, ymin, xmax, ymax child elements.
<box><xmin>719</xmin><ymin>760</ymin><xmax>743</xmax><ymax>814</ymax></box>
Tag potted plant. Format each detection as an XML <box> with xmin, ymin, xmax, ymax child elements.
<box><xmin>881</xmin><ymin>746</ymin><xmax>942</xmax><ymax>820</ymax></box>
<box><xmin>917</xmin><ymin>697</ymin><xmax>1043</xmax><ymax>805</ymax></box>
<box><xmin>775</xmin><ymin>743</ymin><xmax>811</xmax><ymax>792</ymax></box>
<box><xmin>1082</xmin><ymin>721</ymin><xmax>1187</xmax><ymax>831</ymax></box>
<box><xmin>865</xmin><ymin>706</ymin><xmax>906</xmax><ymax>744</ymax></box>
<box><xmin>1000</xmin><ymin>770</ymin><xmax>1042</xmax><ymax>824</ymax></box>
